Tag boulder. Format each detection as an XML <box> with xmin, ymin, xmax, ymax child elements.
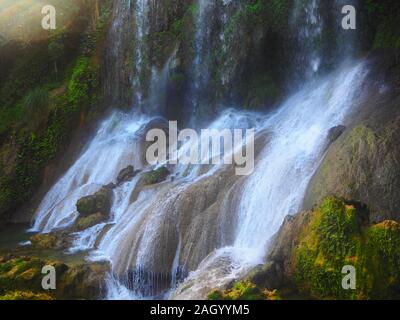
<box><xmin>76</xmin><ymin>187</ymin><xmax>112</xmax><ymax>217</ymax></box>
<box><xmin>142</xmin><ymin>167</ymin><xmax>170</xmax><ymax>186</ymax></box>
<box><xmin>30</xmin><ymin>232</ymin><xmax>72</xmax><ymax>250</ymax></box>
<box><xmin>304</xmin><ymin>117</ymin><xmax>400</xmax><ymax>223</ymax></box>
<box><xmin>0</xmin><ymin>255</ymin><xmax>109</xmax><ymax>299</ymax></box>
<box><xmin>75</xmin><ymin>213</ymin><xmax>106</xmax><ymax>231</ymax></box>
<box><xmin>116</xmin><ymin>165</ymin><xmax>138</xmax><ymax>184</ymax></box>
<box><xmin>327</xmin><ymin>125</ymin><xmax>346</xmax><ymax>144</ymax></box>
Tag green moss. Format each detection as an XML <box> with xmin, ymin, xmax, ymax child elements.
<box><xmin>208</xmin><ymin>281</ymin><xmax>281</xmax><ymax>300</ymax></box>
<box><xmin>67</xmin><ymin>57</ymin><xmax>99</xmax><ymax>107</ymax></box>
<box><xmin>0</xmin><ymin>291</ymin><xmax>53</xmax><ymax>300</ymax></box>
<box><xmin>294</xmin><ymin>197</ymin><xmax>400</xmax><ymax>300</ymax></box>
<box><xmin>75</xmin><ymin>213</ymin><xmax>105</xmax><ymax>231</ymax></box>
<box><xmin>30</xmin><ymin>234</ymin><xmax>59</xmax><ymax>250</ymax></box>
<box><xmin>143</xmin><ymin>167</ymin><xmax>170</xmax><ymax>185</ymax></box>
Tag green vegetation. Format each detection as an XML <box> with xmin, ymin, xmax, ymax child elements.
<box><xmin>0</xmin><ymin>255</ymin><xmax>108</xmax><ymax>300</ymax></box>
<box><xmin>143</xmin><ymin>167</ymin><xmax>170</xmax><ymax>185</ymax></box>
<box><xmin>208</xmin><ymin>281</ymin><xmax>281</xmax><ymax>300</ymax></box>
<box><xmin>0</xmin><ymin>1</ymin><xmax>112</xmax><ymax>220</ymax></box>
<box><xmin>0</xmin><ymin>291</ymin><xmax>53</xmax><ymax>300</ymax></box>
<box><xmin>365</xmin><ymin>0</ymin><xmax>400</xmax><ymax>49</ymax></box>
<box><xmin>294</xmin><ymin>197</ymin><xmax>400</xmax><ymax>299</ymax></box>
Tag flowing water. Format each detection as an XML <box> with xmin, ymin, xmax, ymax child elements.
<box><xmin>30</xmin><ymin>0</ymin><xmax>368</xmax><ymax>299</ymax></box>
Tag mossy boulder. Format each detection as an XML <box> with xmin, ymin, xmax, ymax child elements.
<box><xmin>142</xmin><ymin>167</ymin><xmax>170</xmax><ymax>186</ymax></box>
<box><xmin>293</xmin><ymin>197</ymin><xmax>400</xmax><ymax>299</ymax></box>
<box><xmin>30</xmin><ymin>232</ymin><xmax>71</xmax><ymax>250</ymax></box>
<box><xmin>0</xmin><ymin>255</ymin><xmax>109</xmax><ymax>300</ymax></box>
<box><xmin>116</xmin><ymin>165</ymin><xmax>139</xmax><ymax>184</ymax></box>
<box><xmin>208</xmin><ymin>281</ymin><xmax>281</xmax><ymax>301</ymax></box>
<box><xmin>76</xmin><ymin>187</ymin><xmax>112</xmax><ymax>217</ymax></box>
<box><xmin>75</xmin><ymin>212</ymin><xmax>106</xmax><ymax>231</ymax></box>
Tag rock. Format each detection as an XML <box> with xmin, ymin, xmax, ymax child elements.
<box><xmin>76</xmin><ymin>187</ymin><xmax>112</xmax><ymax>217</ymax></box>
<box><xmin>142</xmin><ymin>167</ymin><xmax>170</xmax><ymax>185</ymax></box>
<box><xmin>104</xmin><ymin>183</ymin><xmax>116</xmax><ymax>190</ymax></box>
<box><xmin>327</xmin><ymin>125</ymin><xmax>346</xmax><ymax>144</ymax></box>
<box><xmin>0</xmin><ymin>255</ymin><xmax>109</xmax><ymax>299</ymax></box>
<box><xmin>30</xmin><ymin>232</ymin><xmax>72</xmax><ymax>250</ymax></box>
<box><xmin>246</xmin><ymin>262</ymin><xmax>284</xmax><ymax>291</ymax></box>
<box><xmin>304</xmin><ymin>117</ymin><xmax>400</xmax><ymax>223</ymax></box>
<box><xmin>263</xmin><ymin>197</ymin><xmax>400</xmax><ymax>300</ymax></box>
<box><xmin>75</xmin><ymin>213</ymin><xmax>106</xmax><ymax>231</ymax></box>
<box><xmin>0</xmin><ymin>291</ymin><xmax>53</xmax><ymax>300</ymax></box>
<box><xmin>116</xmin><ymin>165</ymin><xmax>137</xmax><ymax>184</ymax></box>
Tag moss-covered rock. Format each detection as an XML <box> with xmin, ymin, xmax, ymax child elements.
<box><xmin>208</xmin><ymin>280</ymin><xmax>281</xmax><ymax>301</ymax></box>
<box><xmin>116</xmin><ymin>165</ymin><xmax>139</xmax><ymax>184</ymax></box>
<box><xmin>75</xmin><ymin>212</ymin><xmax>106</xmax><ymax>231</ymax></box>
<box><xmin>76</xmin><ymin>187</ymin><xmax>112</xmax><ymax>217</ymax></box>
<box><xmin>30</xmin><ymin>232</ymin><xmax>71</xmax><ymax>250</ymax></box>
<box><xmin>0</xmin><ymin>290</ymin><xmax>53</xmax><ymax>300</ymax></box>
<box><xmin>305</xmin><ymin>117</ymin><xmax>400</xmax><ymax>223</ymax></box>
<box><xmin>0</xmin><ymin>255</ymin><xmax>109</xmax><ymax>300</ymax></box>
<box><xmin>293</xmin><ymin>197</ymin><xmax>400</xmax><ymax>300</ymax></box>
<box><xmin>142</xmin><ymin>167</ymin><xmax>170</xmax><ymax>186</ymax></box>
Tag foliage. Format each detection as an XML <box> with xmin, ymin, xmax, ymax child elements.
<box><xmin>67</xmin><ymin>57</ymin><xmax>99</xmax><ymax>107</ymax></box>
<box><xmin>365</xmin><ymin>0</ymin><xmax>400</xmax><ymax>50</ymax></box>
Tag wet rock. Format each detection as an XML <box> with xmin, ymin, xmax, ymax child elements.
<box><xmin>142</xmin><ymin>167</ymin><xmax>170</xmax><ymax>185</ymax></box>
<box><xmin>327</xmin><ymin>125</ymin><xmax>346</xmax><ymax>144</ymax></box>
<box><xmin>104</xmin><ymin>183</ymin><xmax>116</xmax><ymax>190</ymax></box>
<box><xmin>75</xmin><ymin>213</ymin><xmax>106</xmax><ymax>231</ymax></box>
<box><xmin>76</xmin><ymin>187</ymin><xmax>112</xmax><ymax>217</ymax></box>
<box><xmin>305</xmin><ymin>117</ymin><xmax>400</xmax><ymax>223</ymax></box>
<box><xmin>30</xmin><ymin>232</ymin><xmax>72</xmax><ymax>250</ymax></box>
<box><xmin>116</xmin><ymin>165</ymin><xmax>138</xmax><ymax>184</ymax></box>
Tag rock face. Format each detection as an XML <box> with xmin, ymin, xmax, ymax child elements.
<box><xmin>304</xmin><ymin>118</ymin><xmax>400</xmax><ymax>223</ymax></box>
<box><xmin>249</xmin><ymin>211</ymin><xmax>312</xmax><ymax>291</ymax></box>
<box><xmin>76</xmin><ymin>187</ymin><xmax>113</xmax><ymax>217</ymax></box>
<box><xmin>304</xmin><ymin>59</ymin><xmax>400</xmax><ymax>224</ymax></box>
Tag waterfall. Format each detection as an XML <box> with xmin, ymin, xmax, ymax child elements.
<box><xmin>291</xmin><ymin>0</ymin><xmax>323</xmax><ymax>79</ymax></box>
<box><xmin>29</xmin><ymin>0</ymin><xmax>368</xmax><ymax>300</ymax></box>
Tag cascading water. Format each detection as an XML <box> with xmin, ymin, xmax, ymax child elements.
<box><xmin>30</xmin><ymin>0</ymin><xmax>368</xmax><ymax>300</ymax></box>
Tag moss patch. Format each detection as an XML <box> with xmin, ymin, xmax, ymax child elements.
<box><xmin>294</xmin><ymin>196</ymin><xmax>400</xmax><ymax>300</ymax></box>
<box><xmin>208</xmin><ymin>281</ymin><xmax>281</xmax><ymax>300</ymax></box>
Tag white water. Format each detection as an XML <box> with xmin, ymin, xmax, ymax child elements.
<box><xmin>234</xmin><ymin>61</ymin><xmax>367</xmax><ymax>259</ymax></box>
<box><xmin>31</xmin><ymin>112</ymin><xmax>150</xmax><ymax>232</ymax></box>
